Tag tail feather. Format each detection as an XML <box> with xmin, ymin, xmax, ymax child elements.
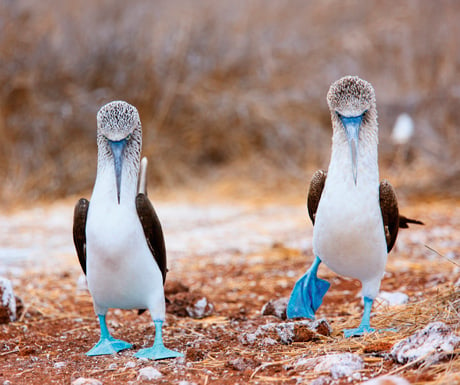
<box><xmin>399</xmin><ymin>215</ymin><xmax>424</xmax><ymax>228</ymax></box>
<box><xmin>137</xmin><ymin>157</ymin><xmax>148</xmax><ymax>195</ymax></box>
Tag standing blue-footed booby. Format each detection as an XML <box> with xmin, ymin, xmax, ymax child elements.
<box><xmin>287</xmin><ymin>76</ymin><xmax>423</xmax><ymax>336</ymax></box>
<box><xmin>73</xmin><ymin>101</ymin><xmax>183</xmax><ymax>359</ymax></box>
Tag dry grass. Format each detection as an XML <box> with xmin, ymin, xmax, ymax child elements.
<box><xmin>1</xmin><ymin>0</ymin><xmax>460</xmax><ymax>204</ymax></box>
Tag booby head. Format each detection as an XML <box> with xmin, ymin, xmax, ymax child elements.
<box><xmin>327</xmin><ymin>76</ymin><xmax>377</xmax><ymax>185</ymax></box>
<box><xmin>96</xmin><ymin>101</ymin><xmax>142</xmax><ymax>204</ymax></box>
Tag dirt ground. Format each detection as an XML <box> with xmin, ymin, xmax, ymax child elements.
<box><xmin>0</xmin><ymin>196</ymin><xmax>459</xmax><ymax>385</ymax></box>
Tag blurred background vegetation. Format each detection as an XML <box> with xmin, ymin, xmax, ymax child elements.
<box><xmin>1</xmin><ymin>0</ymin><xmax>459</xmax><ymax>204</ymax></box>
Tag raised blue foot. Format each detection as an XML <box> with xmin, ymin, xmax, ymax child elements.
<box><xmin>134</xmin><ymin>320</ymin><xmax>183</xmax><ymax>360</ymax></box>
<box><xmin>287</xmin><ymin>256</ymin><xmax>331</xmax><ymax>319</ymax></box>
<box><xmin>87</xmin><ymin>314</ymin><xmax>132</xmax><ymax>356</ymax></box>
<box><xmin>344</xmin><ymin>296</ymin><xmax>375</xmax><ymax>337</ymax></box>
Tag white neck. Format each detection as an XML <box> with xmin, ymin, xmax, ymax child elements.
<box><xmin>92</xmin><ymin>159</ymin><xmax>139</xmax><ymax>207</ymax></box>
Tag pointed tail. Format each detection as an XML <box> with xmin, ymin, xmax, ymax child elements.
<box><xmin>138</xmin><ymin>157</ymin><xmax>148</xmax><ymax>195</ymax></box>
<box><xmin>399</xmin><ymin>215</ymin><xmax>424</xmax><ymax>228</ymax></box>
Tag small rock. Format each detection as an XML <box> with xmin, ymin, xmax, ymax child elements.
<box><xmin>240</xmin><ymin>319</ymin><xmax>331</xmax><ymax>346</ymax></box>
<box><xmin>167</xmin><ymin>292</ymin><xmax>214</xmax><ymax>318</ymax></box>
<box><xmin>309</xmin><ymin>376</ymin><xmax>331</xmax><ymax>385</ymax></box>
<box><xmin>261</xmin><ymin>297</ymin><xmax>289</xmax><ymax>319</ymax></box>
<box><xmin>226</xmin><ymin>357</ymin><xmax>257</xmax><ymax>371</ymax></box>
<box><xmin>137</xmin><ymin>366</ymin><xmax>162</xmax><ymax>381</ymax></box>
<box><xmin>186</xmin><ymin>297</ymin><xmax>214</xmax><ymax>319</ymax></box>
<box><xmin>390</xmin><ymin>321</ymin><xmax>460</xmax><ymax>365</ymax></box>
<box><xmin>378</xmin><ymin>291</ymin><xmax>409</xmax><ymax>306</ymax></box>
<box><xmin>71</xmin><ymin>378</ymin><xmax>102</xmax><ymax>385</ymax></box>
<box><xmin>54</xmin><ymin>361</ymin><xmax>66</xmax><ymax>369</ymax></box>
<box><xmin>178</xmin><ymin>382</ymin><xmax>198</xmax><ymax>385</ymax></box>
<box><xmin>314</xmin><ymin>353</ymin><xmax>363</xmax><ymax>379</ymax></box>
<box><xmin>125</xmin><ymin>361</ymin><xmax>136</xmax><ymax>368</ymax></box>
<box><xmin>0</xmin><ymin>278</ymin><xmax>16</xmax><ymax>323</ymax></box>
<box><xmin>165</xmin><ymin>280</ymin><xmax>189</xmax><ymax>296</ymax></box>
<box><xmin>107</xmin><ymin>363</ymin><xmax>117</xmax><ymax>370</ymax></box>
<box><xmin>360</xmin><ymin>375</ymin><xmax>410</xmax><ymax>385</ymax></box>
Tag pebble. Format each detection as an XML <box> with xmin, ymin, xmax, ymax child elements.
<box><xmin>186</xmin><ymin>297</ymin><xmax>214</xmax><ymax>319</ymax></box>
<box><xmin>53</xmin><ymin>361</ymin><xmax>66</xmax><ymax>369</ymax></box>
<box><xmin>391</xmin><ymin>321</ymin><xmax>460</xmax><ymax>365</ymax></box>
<box><xmin>377</xmin><ymin>291</ymin><xmax>409</xmax><ymax>306</ymax></box>
<box><xmin>137</xmin><ymin>366</ymin><xmax>163</xmax><ymax>381</ymax></box>
<box><xmin>313</xmin><ymin>353</ymin><xmax>363</xmax><ymax>379</ymax></box>
<box><xmin>261</xmin><ymin>297</ymin><xmax>289</xmax><ymax>319</ymax></box>
<box><xmin>0</xmin><ymin>277</ymin><xmax>16</xmax><ymax>323</ymax></box>
<box><xmin>71</xmin><ymin>378</ymin><xmax>102</xmax><ymax>385</ymax></box>
<box><xmin>239</xmin><ymin>318</ymin><xmax>331</xmax><ymax>345</ymax></box>
<box><xmin>360</xmin><ymin>375</ymin><xmax>410</xmax><ymax>385</ymax></box>
<box><xmin>125</xmin><ymin>361</ymin><xmax>136</xmax><ymax>368</ymax></box>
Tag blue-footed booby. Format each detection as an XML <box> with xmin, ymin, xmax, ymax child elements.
<box><xmin>287</xmin><ymin>76</ymin><xmax>423</xmax><ymax>336</ymax></box>
<box><xmin>73</xmin><ymin>101</ymin><xmax>183</xmax><ymax>359</ymax></box>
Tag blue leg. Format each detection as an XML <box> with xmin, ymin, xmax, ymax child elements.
<box><xmin>287</xmin><ymin>256</ymin><xmax>331</xmax><ymax>319</ymax></box>
<box><xmin>86</xmin><ymin>315</ymin><xmax>132</xmax><ymax>356</ymax></box>
<box><xmin>134</xmin><ymin>320</ymin><xmax>183</xmax><ymax>360</ymax></box>
<box><xmin>344</xmin><ymin>296</ymin><xmax>375</xmax><ymax>337</ymax></box>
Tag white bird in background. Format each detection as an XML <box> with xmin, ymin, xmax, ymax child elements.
<box><xmin>73</xmin><ymin>101</ymin><xmax>183</xmax><ymax>359</ymax></box>
<box><xmin>391</xmin><ymin>113</ymin><xmax>415</xmax><ymax>166</ymax></box>
<box><xmin>287</xmin><ymin>76</ymin><xmax>423</xmax><ymax>336</ymax></box>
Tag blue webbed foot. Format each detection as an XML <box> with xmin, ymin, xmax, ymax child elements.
<box><xmin>134</xmin><ymin>320</ymin><xmax>183</xmax><ymax>360</ymax></box>
<box><xmin>87</xmin><ymin>314</ymin><xmax>132</xmax><ymax>356</ymax></box>
<box><xmin>134</xmin><ymin>344</ymin><xmax>183</xmax><ymax>360</ymax></box>
<box><xmin>87</xmin><ymin>336</ymin><xmax>132</xmax><ymax>356</ymax></box>
<box><xmin>287</xmin><ymin>256</ymin><xmax>330</xmax><ymax>319</ymax></box>
<box><xmin>344</xmin><ymin>296</ymin><xmax>377</xmax><ymax>338</ymax></box>
<box><xmin>344</xmin><ymin>325</ymin><xmax>375</xmax><ymax>338</ymax></box>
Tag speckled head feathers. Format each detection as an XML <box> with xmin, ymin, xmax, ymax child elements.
<box><xmin>97</xmin><ymin>101</ymin><xmax>141</xmax><ymax>141</ymax></box>
<box><xmin>327</xmin><ymin>76</ymin><xmax>376</xmax><ymax>117</ymax></box>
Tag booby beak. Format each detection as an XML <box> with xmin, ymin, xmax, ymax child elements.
<box><xmin>108</xmin><ymin>139</ymin><xmax>127</xmax><ymax>204</ymax></box>
<box><xmin>339</xmin><ymin>114</ymin><xmax>363</xmax><ymax>185</ymax></box>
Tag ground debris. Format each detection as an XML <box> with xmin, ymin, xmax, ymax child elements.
<box><xmin>261</xmin><ymin>297</ymin><xmax>288</xmax><ymax>319</ymax></box>
<box><xmin>0</xmin><ymin>277</ymin><xmax>16</xmax><ymax>323</ymax></box>
<box><xmin>390</xmin><ymin>321</ymin><xmax>460</xmax><ymax>365</ymax></box>
<box><xmin>240</xmin><ymin>318</ymin><xmax>331</xmax><ymax>345</ymax></box>
<box><xmin>288</xmin><ymin>352</ymin><xmax>363</xmax><ymax>380</ymax></box>
<box><xmin>137</xmin><ymin>366</ymin><xmax>162</xmax><ymax>380</ymax></box>
<box><xmin>71</xmin><ymin>378</ymin><xmax>103</xmax><ymax>385</ymax></box>
<box><xmin>167</xmin><ymin>291</ymin><xmax>214</xmax><ymax>319</ymax></box>
<box><xmin>360</xmin><ymin>375</ymin><xmax>410</xmax><ymax>385</ymax></box>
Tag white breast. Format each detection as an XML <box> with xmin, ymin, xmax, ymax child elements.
<box><xmin>313</xmin><ymin>148</ymin><xmax>387</xmax><ymax>297</ymax></box>
<box><xmin>85</xmin><ymin>170</ymin><xmax>164</xmax><ymax>317</ymax></box>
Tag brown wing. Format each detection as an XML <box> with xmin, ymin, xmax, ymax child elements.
<box><xmin>307</xmin><ymin>170</ymin><xmax>327</xmax><ymax>225</ymax></box>
<box><xmin>379</xmin><ymin>181</ymin><xmax>400</xmax><ymax>253</ymax></box>
<box><xmin>135</xmin><ymin>193</ymin><xmax>167</xmax><ymax>284</ymax></box>
<box><xmin>73</xmin><ymin>198</ymin><xmax>89</xmax><ymax>275</ymax></box>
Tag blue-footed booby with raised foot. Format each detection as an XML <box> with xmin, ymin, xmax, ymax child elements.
<box><xmin>287</xmin><ymin>76</ymin><xmax>423</xmax><ymax>336</ymax></box>
<box><xmin>73</xmin><ymin>101</ymin><xmax>183</xmax><ymax>359</ymax></box>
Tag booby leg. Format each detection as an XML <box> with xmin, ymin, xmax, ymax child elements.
<box><xmin>344</xmin><ymin>296</ymin><xmax>375</xmax><ymax>337</ymax></box>
<box><xmin>86</xmin><ymin>314</ymin><xmax>132</xmax><ymax>356</ymax></box>
<box><xmin>134</xmin><ymin>320</ymin><xmax>183</xmax><ymax>360</ymax></box>
<box><xmin>287</xmin><ymin>256</ymin><xmax>331</xmax><ymax>319</ymax></box>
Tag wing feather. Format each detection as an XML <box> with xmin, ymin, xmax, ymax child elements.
<box><xmin>307</xmin><ymin>170</ymin><xmax>327</xmax><ymax>225</ymax></box>
<box><xmin>135</xmin><ymin>193</ymin><xmax>167</xmax><ymax>284</ymax></box>
<box><xmin>73</xmin><ymin>198</ymin><xmax>89</xmax><ymax>274</ymax></box>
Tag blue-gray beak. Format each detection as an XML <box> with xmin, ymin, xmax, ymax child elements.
<box><xmin>339</xmin><ymin>114</ymin><xmax>363</xmax><ymax>185</ymax></box>
<box><xmin>109</xmin><ymin>139</ymin><xmax>127</xmax><ymax>204</ymax></box>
